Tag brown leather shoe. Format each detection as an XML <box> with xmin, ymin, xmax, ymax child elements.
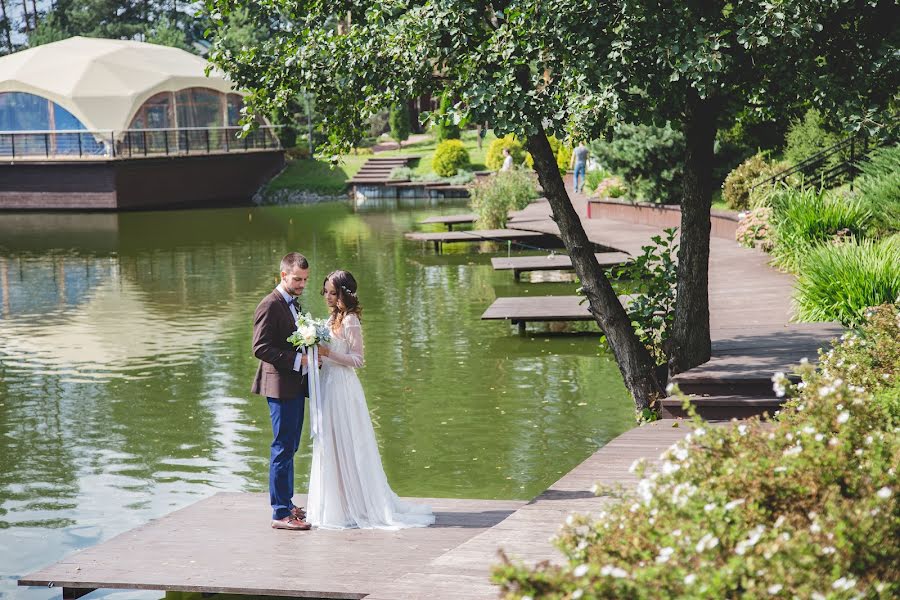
<box><xmin>290</xmin><ymin>506</ymin><xmax>306</xmax><ymax>520</ymax></box>
<box><xmin>271</xmin><ymin>516</ymin><xmax>312</xmax><ymax>530</ymax></box>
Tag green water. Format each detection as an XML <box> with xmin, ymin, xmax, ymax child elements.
<box><xmin>0</xmin><ymin>201</ymin><xmax>633</xmax><ymax>598</ymax></box>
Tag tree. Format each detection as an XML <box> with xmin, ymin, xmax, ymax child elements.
<box><xmin>204</xmin><ymin>0</ymin><xmax>899</xmax><ymax>414</ymax></box>
<box><xmin>389</xmin><ymin>102</ymin><xmax>410</xmax><ymax>149</ymax></box>
<box><xmin>434</xmin><ymin>88</ymin><xmax>460</xmax><ymax>142</ymax></box>
<box><xmin>145</xmin><ymin>16</ymin><xmax>191</xmax><ymax>51</ymax></box>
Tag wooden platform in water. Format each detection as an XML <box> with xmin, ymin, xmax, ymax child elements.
<box><xmin>419</xmin><ymin>213</ymin><xmax>477</xmax><ymax>230</ymax></box>
<box><xmin>20</xmin><ymin>423</ymin><xmax>694</xmax><ymax>600</ymax></box>
<box><xmin>405</xmin><ymin>229</ymin><xmax>557</xmax><ymax>252</ymax></box>
<box><xmin>481</xmin><ymin>295</ymin><xmax>635</xmax><ymax>334</ymax></box>
<box><xmin>491</xmin><ymin>252</ymin><xmax>630</xmax><ymax>281</ymax></box>
<box><xmin>20</xmin><ymin>493</ymin><xmax>525</xmax><ymax>599</ymax></box>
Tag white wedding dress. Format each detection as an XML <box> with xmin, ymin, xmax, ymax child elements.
<box><xmin>306</xmin><ymin>313</ymin><xmax>434</xmax><ymax>530</ymax></box>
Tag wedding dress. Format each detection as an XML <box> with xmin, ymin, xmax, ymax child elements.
<box><xmin>306</xmin><ymin>313</ymin><xmax>434</xmax><ymax>530</ymax></box>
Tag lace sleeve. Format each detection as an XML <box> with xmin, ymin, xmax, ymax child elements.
<box><xmin>326</xmin><ymin>314</ymin><xmax>365</xmax><ymax>368</ymax></box>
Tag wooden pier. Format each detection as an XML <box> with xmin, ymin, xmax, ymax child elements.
<box><xmin>418</xmin><ymin>213</ymin><xmax>476</xmax><ymax>230</ymax></box>
<box><xmin>491</xmin><ymin>251</ymin><xmax>630</xmax><ymax>281</ymax></box>
<box><xmin>481</xmin><ymin>295</ymin><xmax>632</xmax><ymax>334</ymax></box>
<box><xmin>20</xmin><ymin>422</ymin><xmax>693</xmax><ymax>600</ymax></box>
<box><xmin>404</xmin><ymin>229</ymin><xmax>559</xmax><ymax>253</ymax></box>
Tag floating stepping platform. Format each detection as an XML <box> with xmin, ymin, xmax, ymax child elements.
<box><xmin>418</xmin><ymin>213</ymin><xmax>477</xmax><ymax>230</ymax></box>
<box><xmin>491</xmin><ymin>252</ymin><xmax>630</xmax><ymax>281</ymax></box>
<box><xmin>19</xmin><ymin>492</ymin><xmax>524</xmax><ymax>600</ymax></box>
<box><xmin>481</xmin><ymin>295</ymin><xmax>635</xmax><ymax>334</ymax></box>
<box><xmin>404</xmin><ymin>229</ymin><xmax>558</xmax><ymax>253</ymax></box>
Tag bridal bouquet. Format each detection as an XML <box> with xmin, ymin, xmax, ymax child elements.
<box><xmin>287</xmin><ymin>312</ymin><xmax>332</xmax><ymax>349</ymax></box>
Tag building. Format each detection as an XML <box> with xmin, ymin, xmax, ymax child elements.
<box><xmin>0</xmin><ymin>36</ymin><xmax>284</xmax><ymax>211</ymax></box>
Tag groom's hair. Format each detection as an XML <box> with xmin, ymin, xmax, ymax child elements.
<box><xmin>280</xmin><ymin>252</ymin><xmax>309</xmax><ymax>273</ymax></box>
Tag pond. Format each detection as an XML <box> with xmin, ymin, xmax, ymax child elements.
<box><xmin>0</xmin><ymin>201</ymin><xmax>634</xmax><ymax>598</ymax></box>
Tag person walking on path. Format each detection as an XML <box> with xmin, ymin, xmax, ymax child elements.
<box><xmin>570</xmin><ymin>141</ymin><xmax>589</xmax><ymax>194</ymax></box>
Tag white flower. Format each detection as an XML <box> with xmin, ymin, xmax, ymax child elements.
<box><xmin>737</xmin><ymin>424</ymin><xmax>748</xmax><ymax>436</ymax></box>
<box><xmin>628</xmin><ymin>458</ymin><xmax>644</xmax><ymax>473</ymax></box>
<box><xmin>876</xmin><ymin>486</ymin><xmax>892</xmax><ymax>500</ymax></box>
<box><xmin>665</xmin><ymin>382</ymin><xmax>676</xmax><ymax>394</ymax></box>
<box><xmin>599</xmin><ymin>565</ymin><xmax>628</xmax><ymax>578</ymax></box>
<box><xmin>573</xmin><ymin>564</ymin><xmax>589</xmax><ymax>578</ymax></box>
<box><xmin>832</xmin><ymin>577</ymin><xmax>856</xmax><ymax>591</ymax></box>
<box><xmin>655</xmin><ymin>546</ymin><xmax>674</xmax><ymax>564</ymax></box>
<box><xmin>734</xmin><ymin>525</ymin><xmax>765</xmax><ymax>555</ymax></box>
<box><xmin>694</xmin><ymin>427</ymin><xmax>706</xmax><ymax>437</ymax></box>
<box><xmin>695</xmin><ymin>533</ymin><xmax>719</xmax><ymax>552</ymax></box>
<box><xmin>662</xmin><ymin>460</ymin><xmax>681</xmax><ymax>475</ymax></box>
<box><xmin>636</xmin><ymin>479</ymin><xmax>655</xmax><ymax>504</ymax></box>
<box><xmin>683</xmin><ymin>573</ymin><xmax>697</xmax><ymax>585</ymax></box>
<box><xmin>724</xmin><ymin>498</ymin><xmax>746</xmax><ymax>511</ymax></box>
<box><xmin>572</xmin><ymin>590</ymin><xmax>584</xmax><ymax>599</ymax></box>
<box><xmin>821</xmin><ymin>546</ymin><xmax>836</xmax><ymax>555</ymax></box>
<box><xmin>815</xmin><ymin>433</ymin><xmax>824</xmax><ymax>442</ymax></box>
<box><xmin>767</xmin><ymin>583</ymin><xmax>783</xmax><ymax>595</ymax></box>
<box><xmin>672</xmin><ymin>445</ymin><xmax>689</xmax><ymax>461</ymax></box>
<box><xmin>865</xmin><ymin>435</ymin><xmax>874</xmax><ymax>445</ymax></box>
<box><xmin>771</xmin><ymin>371</ymin><xmax>788</xmax><ymax>397</ymax></box>
<box><xmin>704</xmin><ymin>502</ymin><xmax>716</xmax><ymax>512</ymax></box>
<box><xmin>837</xmin><ymin>411</ymin><xmax>850</xmax><ymax>424</ymax></box>
<box><xmin>783</xmin><ymin>444</ymin><xmax>803</xmax><ymax>457</ymax></box>
<box><xmin>565</xmin><ymin>514</ymin><xmax>575</xmax><ymax>526</ymax></box>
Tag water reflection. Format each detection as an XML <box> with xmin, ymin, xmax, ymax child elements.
<box><xmin>0</xmin><ymin>203</ymin><xmax>633</xmax><ymax>599</ymax></box>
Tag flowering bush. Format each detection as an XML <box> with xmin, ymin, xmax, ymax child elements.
<box><xmin>494</xmin><ymin>305</ymin><xmax>899</xmax><ymax>599</ymax></box>
<box><xmin>432</xmin><ymin>139</ymin><xmax>470</xmax><ymax>176</ymax></box>
<box><xmin>722</xmin><ymin>153</ymin><xmax>782</xmax><ymax>211</ymax></box>
<box><xmin>735</xmin><ymin>206</ymin><xmax>774</xmax><ymax>251</ymax></box>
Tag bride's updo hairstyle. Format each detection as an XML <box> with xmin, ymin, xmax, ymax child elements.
<box><xmin>323</xmin><ymin>269</ymin><xmax>362</xmax><ymax>329</ymax></box>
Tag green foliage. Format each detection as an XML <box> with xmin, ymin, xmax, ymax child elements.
<box><xmin>431</xmin><ymin>139</ymin><xmax>470</xmax><ymax>177</ymax></box>
<box><xmin>610</xmin><ymin>228</ymin><xmax>678</xmax><ymax>365</ymax></box>
<box><xmin>485</xmin><ymin>134</ymin><xmax>526</xmax><ymax>171</ymax></box>
<box><xmin>795</xmin><ymin>235</ymin><xmax>900</xmax><ymax>326</ymax></box>
<box><xmin>146</xmin><ymin>18</ymin><xmax>192</xmax><ymax>52</ymax></box>
<box><xmin>784</xmin><ymin>109</ymin><xmax>843</xmax><ymax>180</ymax></box>
<box><xmin>769</xmin><ymin>187</ymin><xmax>872</xmax><ymax>272</ymax></box>
<box><xmin>735</xmin><ymin>206</ymin><xmax>774</xmax><ymax>251</ymax></box>
<box><xmin>27</xmin><ymin>14</ymin><xmax>70</xmax><ymax>47</ymax></box>
<box><xmin>584</xmin><ymin>168</ymin><xmax>611</xmax><ymax>193</ymax></box>
<box><xmin>556</xmin><ymin>143</ymin><xmax>573</xmax><ymax>175</ymax></box>
<box><xmin>854</xmin><ymin>144</ymin><xmax>900</xmax><ymax>235</ymax></box>
<box><xmin>722</xmin><ymin>153</ymin><xmax>783</xmax><ymax>211</ymax></box>
<box><xmin>590</xmin><ymin>123</ymin><xmax>684</xmax><ymax>204</ymax></box>
<box><xmin>389</xmin><ymin>103</ymin><xmax>410</xmax><ymax>148</ymax></box>
<box><xmin>817</xmin><ymin>304</ymin><xmax>900</xmax><ymax>421</ymax></box>
<box><xmin>469</xmin><ymin>170</ymin><xmax>539</xmax><ymax>229</ymax></box>
<box><xmin>434</xmin><ymin>90</ymin><xmax>461</xmax><ymax>142</ymax></box>
<box><xmin>495</xmin><ymin>306</ymin><xmax>900</xmax><ymax>597</ymax></box>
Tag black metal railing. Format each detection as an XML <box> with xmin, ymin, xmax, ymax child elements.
<box><xmin>752</xmin><ymin>115</ymin><xmax>899</xmax><ymax>192</ymax></box>
<box><xmin>0</xmin><ymin>126</ymin><xmax>282</xmax><ymax>160</ymax></box>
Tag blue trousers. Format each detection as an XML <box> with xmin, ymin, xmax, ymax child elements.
<box><xmin>267</xmin><ymin>395</ymin><xmax>305</xmax><ymax>520</ymax></box>
<box><xmin>573</xmin><ymin>162</ymin><xmax>586</xmax><ymax>193</ymax></box>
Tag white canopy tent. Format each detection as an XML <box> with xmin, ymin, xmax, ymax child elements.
<box><xmin>0</xmin><ymin>36</ymin><xmax>240</xmax><ymax>134</ymax></box>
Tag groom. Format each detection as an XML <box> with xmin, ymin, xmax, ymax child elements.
<box><xmin>252</xmin><ymin>251</ymin><xmax>313</xmax><ymax>531</ymax></box>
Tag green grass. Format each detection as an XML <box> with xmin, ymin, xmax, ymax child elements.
<box><xmin>376</xmin><ymin>129</ymin><xmax>497</xmax><ymax>175</ymax></box>
<box><xmin>267</xmin><ymin>130</ymin><xmax>497</xmax><ymax>194</ymax></box>
<box><xmin>266</xmin><ymin>154</ymin><xmax>369</xmax><ymax>194</ymax></box>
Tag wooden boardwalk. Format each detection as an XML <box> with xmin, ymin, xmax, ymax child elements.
<box><xmin>491</xmin><ymin>251</ymin><xmax>629</xmax><ymax>281</ymax></box>
<box><xmin>419</xmin><ymin>213</ymin><xmax>476</xmax><ymax>230</ymax></box>
<box><xmin>504</xmin><ymin>192</ymin><xmax>845</xmax><ymax>419</ymax></box>
<box><xmin>482</xmin><ymin>295</ymin><xmax>593</xmax><ymax>334</ymax></box>
<box><xmin>20</xmin><ymin>422</ymin><xmax>692</xmax><ymax>600</ymax></box>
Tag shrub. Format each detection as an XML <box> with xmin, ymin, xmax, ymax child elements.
<box><xmin>469</xmin><ymin>170</ymin><xmax>539</xmax><ymax>229</ymax></box>
<box><xmin>584</xmin><ymin>168</ymin><xmax>611</xmax><ymax>193</ymax></box>
<box><xmin>609</xmin><ymin>228</ymin><xmax>678</xmax><ymax>367</ymax></box>
<box><xmin>769</xmin><ymin>187</ymin><xmax>872</xmax><ymax>272</ymax></box>
<box><xmin>389</xmin><ymin>102</ymin><xmax>410</xmax><ymax>148</ymax></box>
<box><xmin>795</xmin><ymin>235</ymin><xmax>900</xmax><ymax>326</ymax></box>
<box><xmin>486</xmin><ymin>134</ymin><xmax>526</xmax><ymax>171</ymax></box>
<box><xmin>434</xmin><ymin>90</ymin><xmax>461</xmax><ymax>142</ymax></box>
<box><xmin>432</xmin><ymin>139</ymin><xmax>470</xmax><ymax>176</ymax></box>
<box><xmin>854</xmin><ymin>144</ymin><xmax>900</xmax><ymax>235</ymax></box>
<box><xmin>735</xmin><ymin>206</ymin><xmax>774</xmax><ymax>251</ymax></box>
<box><xmin>556</xmin><ymin>142</ymin><xmax>573</xmax><ymax>176</ymax></box>
<box><xmin>389</xmin><ymin>166</ymin><xmax>413</xmax><ymax>180</ymax></box>
<box><xmin>495</xmin><ymin>305</ymin><xmax>900</xmax><ymax>599</ymax></box>
<box><xmin>590</xmin><ymin>122</ymin><xmax>684</xmax><ymax>204</ymax></box>
<box><xmin>784</xmin><ymin>108</ymin><xmax>843</xmax><ymax>181</ymax></box>
<box><xmin>722</xmin><ymin>153</ymin><xmax>784</xmax><ymax>211</ymax></box>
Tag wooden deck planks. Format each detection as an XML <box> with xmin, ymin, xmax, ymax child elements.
<box><xmin>491</xmin><ymin>252</ymin><xmax>630</xmax><ymax>280</ymax></box>
<box><xmin>20</xmin><ymin>493</ymin><xmax>525</xmax><ymax>599</ymax></box>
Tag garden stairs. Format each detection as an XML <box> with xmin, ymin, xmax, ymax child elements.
<box><xmin>506</xmin><ymin>192</ymin><xmax>844</xmax><ymax>420</ymax></box>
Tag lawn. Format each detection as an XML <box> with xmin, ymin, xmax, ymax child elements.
<box><xmin>265</xmin><ymin>153</ymin><xmax>369</xmax><ymax>194</ymax></box>
<box><xmin>266</xmin><ymin>130</ymin><xmax>498</xmax><ymax>194</ymax></box>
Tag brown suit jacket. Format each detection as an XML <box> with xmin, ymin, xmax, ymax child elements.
<box><xmin>251</xmin><ymin>289</ymin><xmax>309</xmax><ymax>400</ymax></box>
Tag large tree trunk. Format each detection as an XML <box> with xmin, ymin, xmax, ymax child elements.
<box><xmin>669</xmin><ymin>92</ymin><xmax>716</xmax><ymax>374</ymax></box>
<box><xmin>525</xmin><ymin>128</ymin><xmax>663</xmax><ymax>412</ymax></box>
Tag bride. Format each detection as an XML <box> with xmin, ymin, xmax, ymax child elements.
<box><xmin>307</xmin><ymin>270</ymin><xmax>434</xmax><ymax>530</ymax></box>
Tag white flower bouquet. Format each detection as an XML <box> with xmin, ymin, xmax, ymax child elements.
<box><xmin>287</xmin><ymin>312</ymin><xmax>332</xmax><ymax>349</ymax></box>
